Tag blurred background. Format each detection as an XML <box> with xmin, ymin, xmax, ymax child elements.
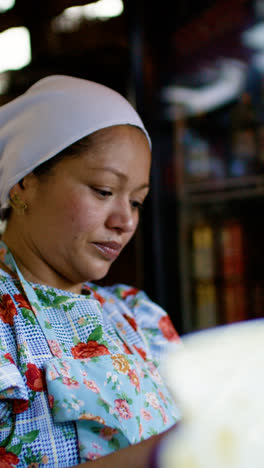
<box><xmin>1</xmin><ymin>0</ymin><xmax>264</xmax><ymax>335</ymax></box>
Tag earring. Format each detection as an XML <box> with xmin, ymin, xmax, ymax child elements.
<box><xmin>9</xmin><ymin>193</ymin><xmax>28</xmax><ymax>214</ymax></box>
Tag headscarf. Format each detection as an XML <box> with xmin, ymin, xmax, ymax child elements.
<box><xmin>0</xmin><ymin>75</ymin><xmax>151</xmax><ymax>209</ymax></box>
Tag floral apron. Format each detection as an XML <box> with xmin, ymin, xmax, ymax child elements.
<box><xmin>2</xmin><ymin>250</ymin><xmax>179</xmax><ymax>462</ymax></box>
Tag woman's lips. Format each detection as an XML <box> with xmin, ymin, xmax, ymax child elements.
<box><xmin>92</xmin><ymin>241</ymin><xmax>122</xmax><ymax>260</ymax></box>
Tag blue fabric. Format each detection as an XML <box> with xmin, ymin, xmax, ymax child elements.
<box><xmin>0</xmin><ymin>240</ymin><xmax>180</xmax><ymax>466</ymax></box>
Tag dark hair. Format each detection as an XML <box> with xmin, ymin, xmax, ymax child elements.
<box><xmin>1</xmin><ymin>134</ymin><xmax>95</xmax><ymax>221</ymax></box>
<box><xmin>33</xmin><ymin>134</ymin><xmax>95</xmax><ymax>177</ymax></box>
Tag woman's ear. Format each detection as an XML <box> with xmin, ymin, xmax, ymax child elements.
<box><xmin>9</xmin><ymin>173</ymin><xmax>37</xmax><ymax>214</ymax></box>
<box><xmin>9</xmin><ymin>181</ymin><xmax>25</xmax><ymax>199</ymax></box>
<box><xmin>10</xmin><ymin>173</ymin><xmax>37</xmax><ymax>198</ymax></box>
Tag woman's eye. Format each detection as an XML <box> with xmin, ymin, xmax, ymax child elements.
<box><xmin>93</xmin><ymin>188</ymin><xmax>112</xmax><ymax>197</ymax></box>
<box><xmin>131</xmin><ymin>200</ymin><xmax>144</xmax><ymax>211</ymax></box>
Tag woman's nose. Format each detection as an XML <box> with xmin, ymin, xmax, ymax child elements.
<box><xmin>106</xmin><ymin>201</ymin><xmax>137</xmax><ymax>233</ymax></box>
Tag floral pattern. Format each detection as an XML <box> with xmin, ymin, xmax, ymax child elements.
<box><xmin>45</xmin><ymin>352</ymin><xmax>178</xmax><ymax>461</ymax></box>
<box><xmin>0</xmin><ymin>294</ymin><xmax>17</xmax><ymax>325</ymax></box>
<box><xmin>25</xmin><ymin>363</ymin><xmax>46</xmax><ymax>392</ymax></box>
<box><xmin>158</xmin><ymin>316</ymin><xmax>180</xmax><ymax>342</ymax></box>
<box><xmin>0</xmin><ymin>240</ymin><xmax>180</xmax><ymax>466</ymax></box>
<box><xmin>71</xmin><ymin>341</ymin><xmax>110</xmax><ymax>359</ymax></box>
<box><xmin>0</xmin><ymin>447</ymin><xmax>19</xmax><ymax>467</ymax></box>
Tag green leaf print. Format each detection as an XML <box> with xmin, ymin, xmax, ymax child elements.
<box><xmin>100</xmin><ymin>339</ymin><xmax>109</xmax><ymax>347</ymax></box>
<box><xmin>108</xmin><ymin>438</ymin><xmax>120</xmax><ymax>450</ymax></box>
<box><xmin>52</xmin><ymin>296</ymin><xmax>71</xmax><ymax>306</ymax></box>
<box><xmin>21</xmin><ymin>363</ymin><xmax>27</xmax><ymax>373</ymax></box>
<box><xmin>97</xmin><ymin>398</ymin><xmax>110</xmax><ymax>413</ymax></box>
<box><xmin>147</xmin><ymin>329</ymin><xmax>159</xmax><ymax>336</ymax></box>
<box><xmin>90</xmin><ymin>426</ymin><xmax>101</xmax><ymax>434</ymax></box>
<box><xmin>0</xmin><ymin>338</ymin><xmax>5</xmax><ymax>351</ymax></box>
<box><xmin>23</xmin><ymin>446</ymin><xmax>42</xmax><ymax>464</ymax></box>
<box><xmin>44</xmin><ymin>320</ymin><xmax>53</xmax><ymax>329</ymax></box>
<box><xmin>21</xmin><ymin>308</ymin><xmax>36</xmax><ymax>326</ymax></box>
<box><xmin>34</xmin><ymin>289</ymin><xmax>52</xmax><ymax>306</ymax></box>
<box><xmin>31</xmin><ymin>301</ymin><xmax>41</xmax><ymax>311</ymax></box>
<box><xmin>18</xmin><ymin>342</ymin><xmax>28</xmax><ymax>359</ymax></box>
<box><xmin>18</xmin><ymin>429</ymin><xmax>39</xmax><ymax>443</ymax></box>
<box><xmin>7</xmin><ymin>442</ymin><xmax>23</xmax><ymax>456</ymax></box>
<box><xmin>73</xmin><ymin>336</ymin><xmax>80</xmax><ymax>345</ymax></box>
<box><xmin>90</xmin><ymin>356</ymin><xmax>100</xmax><ymax>363</ymax></box>
<box><xmin>116</xmin><ymin>392</ymin><xmax>132</xmax><ymax>404</ymax></box>
<box><xmin>0</xmin><ymin>423</ymin><xmax>15</xmax><ymax>448</ymax></box>
<box><xmin>62</xmin><ymin>427</ymin><xmax>76</xmax><ymax>440</ymax></box>
<box><xmin>87</xmin><ymin>325</ymin><xmax>103</xmax><ymax>342</ymax></box>
<box><xmin>114</xmin><ymin>287</ymin><xmax>123</xmax><ymax>300</ymax></box>
<box><xmin>147</xmin><ymin>428</ymin><xmax>158</xmax><ymax>437</ymax></box>
<box><xmin>61</xmin><ymin>342</ymin><xmax>68</xmax><ymax>353</ymax></box>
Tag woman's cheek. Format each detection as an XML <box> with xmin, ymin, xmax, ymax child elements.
<box><xmin>66</xmin><ymin>196</ymin><xmax>102</xmax><ymax>232</ymax></box>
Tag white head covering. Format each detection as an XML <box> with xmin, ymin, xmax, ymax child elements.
<box><xmin>0</xmin><ymin>74</ymin><xmax>151</xmax><ymax>209</ymax></box>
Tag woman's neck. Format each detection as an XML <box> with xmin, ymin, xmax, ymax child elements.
<box><xmin>2</xmin><ymin>230</ymin><xmax>84</xmax><ymax>294</ymax></box>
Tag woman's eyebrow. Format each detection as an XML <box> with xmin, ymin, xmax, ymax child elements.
<box><xmin>89</xmin><ymin>167</ymin><xmax>150</xmax><ymax>190</ymax></box>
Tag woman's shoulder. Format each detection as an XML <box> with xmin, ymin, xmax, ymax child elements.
<box><xmin>85</xmin><ymin>282</ymin><xmax>147</xmax><ymax>305</ymax></box>
<box><xmin>86</xmin><ymin>282</ymin><xmax>180</xmax><ymax>341</ymax></box>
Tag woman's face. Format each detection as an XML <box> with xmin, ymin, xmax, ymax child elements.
<box><xmin>12</xmin><ymin>125</ymin><xmax>151</xmax><ymax>290</ymax></box>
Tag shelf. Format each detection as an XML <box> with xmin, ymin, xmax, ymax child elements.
<box><xmin>180</xmin><ymin>174</ymin><xmax>264</xmax><ymax>204</ymax></box>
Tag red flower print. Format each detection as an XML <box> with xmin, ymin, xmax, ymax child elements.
<box><xmin>128</xmin><ymin>369</ymin><xmax>140</xmax><ymax>392</ymax></box>
<box><xmin>133</xmin><ymin>345</ymin><xmax>147</xmax><ymax>361</ymax></box>
<box><xmin>140</xmin><ymin>408</ymin><xmax>152</xmax><ymax>421</ymax></box>
<box><xmin>83</xmin><ymin>379</ymin><xmax>100</xmax><ymax>393</ymax></box>
<box><xmin>99</xmin><ymin>427</ymin><xmax>118</xmax><ymax>440</ymax></box>
<box><xmin>14</xmin><ymin>293</ymin><xmax>32</xmax><ymax>310</ymax></box>
<box><xmin>0</xmin><ymin>447</ymin><xmax>19</xmax><ymax>467</ymax></box>
<box><xmin>13</xmin><ymin>398</ymin><xmax>29</xmax><ymax>414</ymax></box>
<box><xmin>79</xmin><ymin>413</ymin><xmax>105</xmax><ymax>424</ymax></box>
<box><xmin>123</xmin><ymin>343</ymin><xmax>132</xmax><ymax>354</ymax></box>
<box><xmin>83</xmin><ymin>286</ymin><xmax>106</xmax><ymax>307</ymax></box>
<box><xmin>86</xmin><ymin>453</ymin><xmax>101</xmax><ymax>460</ymax></box>
<box><xmin>114</xmin><ymin>399</ymin><xmax>133</xmax><ymax>419</ymax></box>
<box><xmin>159</xmin><ymin>406</ymin><xmax>169</xmax><ymax>425</ymax></box>
<box><xmin>0</xmin><ymin>247</ymin><xmax>7</xmax><ymax>262</ymax></box>
<box><xmin>158</xmin><ymin>390</ymin><xmax>167</xmax><ymax>403</ymax></box>
<box><xmin>48</xmin><ymin>394</ymin><xmax>54</xmax><ymax>409</ymax></box>
<box><xmin>4</xmin><ymin>353</ymin><xmax>15</xmax><ymax>364</ymax></box>
<box><xmin>158</xmin><ymin>316</ymin><xmax>180</xmax><ymax>342</ymax></box>
<box><xmin>92</xmin><ymin>291</ymin><xmax>106</xmax><ymax>307</ymax></box>
<box><xmin>71</xmin><ymin>341</ymin><xmax>110</xmax><ymax>359</ymax></box>
<box><xmin>0</xmin><ymin>294</ymin><xmax>17</xmax><ymax>325</ymax></box>
<box><xmin>121</xmin><ymin>288</ymin><xmax>139</xmax><ymax>299</ymax></box>
<box><xmin>25</xmin><ymin>363</ymin><xmax>45</xmax><ymax>392</ymax></box>
<box><xmin>62</xmin><ymin>376</ymin><xmax>80</xmax><ymax>388</ymax></box>
<box><xmin>145</xmin><ymin>392</ymin><xmax>160</xmax><ymax>409</ymax></box>
<box><xmin>123</xmin><ymin>314</ymin><xmax>137</xmax><ymax>331</ymax></box>
<box><xmin>47</xmin><ymin>340</ymin><xmax>62</xmax><ymax>358</ymax></box>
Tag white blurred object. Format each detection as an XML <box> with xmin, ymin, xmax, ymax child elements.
<box><xmin>242</xmin><ymin>22</ymin><xmax>264</xmax><ymax>49</ymax></box>
<box><xmin>0</xmin><ymin>0</ymin><xmax>15</xmax><ymax>12</ymax></box>
<box><xmin>162</xmin><ymin>59</ymin><xmax>247</xmax><ymax>118</ymax></box>
<box><xmin>0</xmin><ymin>27</ymin><xmax>31</xmax><ymax>73</ymax></box>
<box><xmin>53</xmin><ymin>0</ymin><xmax>124</xmax><ymax>32</ymax></box>
<box><xmin>160</xmin><ymin>320</ymin><xmax>264</xmax><ymax>468</ymax></box>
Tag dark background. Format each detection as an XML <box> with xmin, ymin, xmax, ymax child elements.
<box><xmin>0</xmin><ymin>0</ymin><xmax>257</xmax><ymax>333</ymax></box>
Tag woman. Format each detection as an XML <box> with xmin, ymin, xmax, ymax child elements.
<box><xmin>0</xmin><ymin>75</ymin><xmax>180</xmax><ymax>467</ymax></box>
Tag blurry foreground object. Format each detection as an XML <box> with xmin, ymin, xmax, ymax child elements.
<box><xmin>160</xmin><ymin>319</ymin><xmax>264</xmax><ymax>468</ymax></box>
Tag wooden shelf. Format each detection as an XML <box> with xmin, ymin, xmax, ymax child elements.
<box><xmin>180</xmin><ymin>174</ymin><xmax>264</xmax><ymax>204</ymax></box>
